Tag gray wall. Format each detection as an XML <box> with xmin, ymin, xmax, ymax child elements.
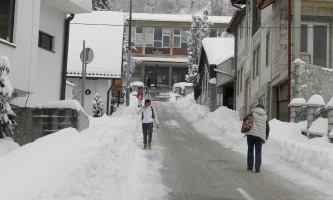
<box><xmin>12</xmin><ymin>107</ymin><xmax>89</xmax><ymax>146</ymax></box>
<box><xmin>291</xmin><ymin>62</ymin><xmax>333</xmax><ymax>103</ymax></box>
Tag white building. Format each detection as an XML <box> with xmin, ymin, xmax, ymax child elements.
<box><xmin>66</xmin><ymin>11</ymin><xmax>124</xmax><ymax>115</ymax></box>
<box><xmin>0</xmin><ymin>0</ymin><xmax>91</xmax><ymax>107</ymax></box>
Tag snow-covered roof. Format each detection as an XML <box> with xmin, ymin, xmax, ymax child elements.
<box><xmin>173</xmin><ymin>82</ymin><xmax>193</xmax><ymax>89</ymax></box>
<box><xmin>325</xmin><ymin>96</ymin><xmax>333</xmax><ymax>110</ymax></box>
<box><xmin>306</xmin><ymin>94</ymin><xmax>325</xmax><ymax>107</ymax></box>
<box><xmin>134</xmin><ymin>57</ymin><xmax>187</xmax><ymax>63</ymax></box>
<box><xmin>66</xmin><ymin>81</ymin><xmax>75</xmax><ymax>87</ymax></box>
<box><xmin>34</xmin><ymin>100</ymin><xmax>84</xmax><ymax>112</ymax></box>
<box><xmin>308</xmin><ymin>117</ymin><xmax>328</xmax><ymax>136</ymax></box>
<box><xmin>67</xmin><ymin>11</ymin><xmax>124</xmax><ymax>79</ymax></box>
<box><xmin>202</xmin><ymin>37</ymin><xmax>234</xmax><ymax>65</ymax></box>
<box><xmin>130</xmin><ymin>81</ymin><xmax>144</xmax><ymax>87</ymax></box>
<box><xmin>129</xmin><ymin>13</ymin><xmax>232</xmax><ymax>24</ymax></box>
<box><xmin>289</xmin><ymin>98</ymin><xmax>306</xmax><ymax>107</ymax></box>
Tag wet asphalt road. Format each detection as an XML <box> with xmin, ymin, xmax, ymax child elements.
<box><xmin>153</xmin><ymin>101</ymin><xmax>331</xmax><ymax>200</ymax></box>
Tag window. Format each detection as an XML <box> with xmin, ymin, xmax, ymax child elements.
<box><xmin>173</xmin><ymin>28</ymin><xmax>188</xmax><ymax>48</ymax></box>
<box><xmin>181</xmin><ymin>29</ymin><xmax>188</xmax><ymax>48</ymax></box>
<box><xmin>173</xmin><ymin>29</ymin><xmax>181</xmax><ymax>48</ymax></box>
<box><xmin>146</xmin><ymin>27</ymin><xmax>154</xmax><ymax>47</ymax></box>
<box><xmin>301</xmin><ymin>22</ymin><xmax>329</xmax><ymax>68</ymax></box>
<box><xmin>239</xmin><ymin>19</ymin><xmax>244</xmax><ymax>39</ymax></box>
<box><xmin>209</xmin><ymin>28</ymin><xmax>223</xmax><ymax>37</ymax></box>
<box><xmin>240</xmin><ymin>67</ymin><xmax>243</xmax><ymax>93</ymax></box>
<box><xmin>259</xmin><ymin>95</ymin><xmax>266</xmax><ymax>109</ymax></box>
<box><xmin>135</xmin><ymin>27</ymin><xmax>143</xmax><ymax>47</ymax></box>
<box><xmin>252</xmin><ymin>0</ymin><xmax>261</xmax><ymax>36</ymax></box>
<box><xmin>154</xmin><ymin>27</ymin><xmax>162</xmax><ymax>47</ymax></box>
<box><xmin>162</xmin><ymin>28</ymin><xmax>170</xmax><ymax>47</ymax></box>
<box><xmin>0</xmin><ymin>0</ymin><xmax>15</xmax><ymax>42</ymax></box>
<box><xmin>266</xmin><ymin>32</ymin><xmax>270</xmax><ymax>66</ymax></box>
<box><xmin>38</xmin><ymin>31</ymin><xmax>54</xmax><ymax>51</ymax></box>
<box><xmin>252</xmin><ymin>45</ymin><xmax>260</xmax><ymax>79</ymax></box>
<box><xmin>237</xmin><ymin>67</ymin><xmax>244</xmax><ymax>95</ymax></box>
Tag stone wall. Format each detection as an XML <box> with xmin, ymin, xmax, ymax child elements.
<box><xmin>291</xmin><ymin>62</ymin><xmax>333</xmax><ymax>103</ymax></box>
<box><xmin>11</xmin><ymin>107</ymin><xmax>89</xmax><ymax>146</ymax></box>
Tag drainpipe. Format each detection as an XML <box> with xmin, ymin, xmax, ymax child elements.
<box><xmin>107</xmin><ymin>83</ymin><xmax>113</xmax><ymax>115</ymax></box>
<box><xmin>61</xmin><ymin>14</ymin><xmax>75</xmax><ymax>100</ymax></box>
<box><xmin>287</xmin><ymin>0</ymin><xmax>291</xmax><ymax>122</ymax></box>
<box><xmin>233</xmin><ymin>32</ymin><xmax>238</xmax><ymax>110</ymax></box>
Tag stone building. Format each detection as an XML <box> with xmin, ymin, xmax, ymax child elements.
<box><xmin>227</xmin><ymin>0</ymin><xmax>333</xmax><ymax>121</ymax></box>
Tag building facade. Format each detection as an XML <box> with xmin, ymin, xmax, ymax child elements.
<box><xmin>128</xmin><ymin>13</ymin><xmax>232</xmax><ymax>89</ymax></box>
<box><xmin>0</xmin><ymin>0</ymin><xmax>91</xmax><ymax>107</ymax></box>
<box><xmin>227</xmin><ymin>0</ymin><xmax>333</xmax><ymax>121</ymax></box>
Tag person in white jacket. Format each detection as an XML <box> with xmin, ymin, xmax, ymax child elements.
<box><xmin>137</xmin><ymin>99</ymin><xmax>159</xmax><ymax>150</ymax></box>
<box><xmin>243</xmin><ymin>104</ymin><xmax>270</xmax><ymax>173</ymax></box>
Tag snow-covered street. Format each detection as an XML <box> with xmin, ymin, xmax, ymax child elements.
<box><xmin>0</xmin><ymin>93</ymin><xmax>333</xmax><ymax>199</ymax></box>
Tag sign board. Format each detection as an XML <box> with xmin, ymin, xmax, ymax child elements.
<box><xmin>80</xmin><ymin>48</ymin><xmax>94</xmax><ymax>64</ymax></box>
<box><xmin>112</xmin><ymin>79</ymin><xmax>123</xmax><ymax>92</ymax></box>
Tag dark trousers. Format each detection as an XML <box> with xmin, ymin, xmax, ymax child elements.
<box><xmin>142</xmin><ymin>123</ymin><xmax>153</xmax><ymax>144</ymax></box>
<box><xmin>247</xmin><ymin>135</ymin><xmax>263</xmax><ymax>171</ymax></box>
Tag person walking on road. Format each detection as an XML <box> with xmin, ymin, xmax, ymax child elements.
<box><xmin>243</xmin><ymin>104</ymin><xmax>270</xmax><ymax>173</ymax></box>
<box><xmin>137</xmin><ymin>99</ymin><xmax>159</xmax><ymax>150</ymax></box>
<box><xmin>136</xmin><ymin>88</ymin><xmax>144</xmax><ymax>107</ymax></box>
<box><xmin>144</xmin><ymin>88</ymin><xmax>151</xmax><ymax>100</ymax></box>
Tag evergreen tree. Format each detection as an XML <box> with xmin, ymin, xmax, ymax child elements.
<box><xmin>92</xmin><ymin>0</ymin><xmax>113</xmax><ymax>11</ymax></box>
<box><xmin>0</xmin><ymin>56</ymin><xmax>17</xmax><ymax>138</ymax></box>
<box><xmin>186</xmin><ymin>10</ymin><xmax>212</xmax><ymax>100</ymax></box>
<box><xmin>122</xmin><ymin>30</ymin><xmax>141</xmax><ymax>77</ymax></box>
<box><xmin>92</xmin><ymin>93</ymin><xmax>104</xmax><ymax>117</ymax></box>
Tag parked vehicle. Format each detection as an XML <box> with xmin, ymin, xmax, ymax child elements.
<box><xmin>173</xmin><ymin>82</ymin><xmax>194</xmax><ymax>97</ymax></box>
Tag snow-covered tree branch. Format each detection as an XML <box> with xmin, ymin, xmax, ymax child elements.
<box><xmin>186</xmin><ymin>10</ymin><xmax>212</xmax><ymax>100</ymax></box>
<box><xmin>122</xmin><ymin>32</ymin><xmax>141</xmax><ymax>77</ymax></box>
<box><xmin>0</xmin><ymin>56</ymin><xmax>17</xmax><ymax>138</ymax></box>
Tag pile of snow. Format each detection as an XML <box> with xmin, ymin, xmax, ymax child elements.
<box><xmin>0</xmin><ymin>95</ymin><xmax>166</xmax><ymax>200</ymax></box>
<box><xmin>1</xmin><ymin>92</ymin><xmax>333</xmax><ymax>199</ymax></box>
<box><xmin>172</xmin><ymin>93</ymin><xmax>333</xmax><ymax>194</ymax></box>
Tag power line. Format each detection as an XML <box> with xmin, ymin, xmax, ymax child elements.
<box><xmin>71</xmin><ymin>23</ymin><xmax>332</xmax><ymax>29</ymax></box>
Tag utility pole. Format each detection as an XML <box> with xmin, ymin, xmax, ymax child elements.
<box><xmin>126</xmin><ymin>0</ymin><xmax>132</xmax><ymax>107</ymax></box>
<box><xmin>81</xmin><ymin>40</ymin><xmax>86</xmax><ymax>107</ymax></box>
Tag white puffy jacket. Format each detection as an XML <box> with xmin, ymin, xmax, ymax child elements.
<box><xmin>246</xmin><ymin>107</ymin><xmax>268</xmax><ymax>142</ymax></box>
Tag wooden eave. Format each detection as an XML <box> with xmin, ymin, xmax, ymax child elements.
<box><xmin>301</xmin><ymin>2</ymin><xmax>333</xmax><ymax>8</ymax></box>
<box><xmin>257</xmin><ymin>0</ymin><xmax>275</xmax><ymax>10</ymax></box>
<box><xmin>230</xmin><ymin>0</ymin><xmax>246</xmax><ymax>5</ymax></box>
<box><xmin>226</xmin><ymin>7</ymin><xmax>246</xmax><ymax>34</ymax></box>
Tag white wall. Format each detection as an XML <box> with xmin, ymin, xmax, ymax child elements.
<box><xmin>1</xmin><ymin>0</ymin><xmax>40</xmax><ymax>98</ymax></box>
<box><xmin>67</xmin><ymin>77</ymin><xmax>111</xmax><ymax>115</ymax></box>
<box><xmin>65</xmin><ymin>83</ymin><xmax>74</xmax><ymax>100</ymax></box>
<box><xmin>10</xmin><ymin>2</ymin><xmax>66</xmax><ymax>107</ymax></box>
<box><xmin>32</xmin><ymin>2</ymin><xmax>66</xmax><ymax>105</ymax></box>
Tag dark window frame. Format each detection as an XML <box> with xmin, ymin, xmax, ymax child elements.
<box><xmin>38</xmin><ymin>31</ymin><xmax>54</xmax><ymax>51</ymax></box>
<box><xmin>252</xmin><ymin>0</ymin><xmax>261</xmax><ymax>36</ymax></box>
<box><xmin>0</xmin><ymin>0</ymin><xmax>16</xmax><ymax>43</ymax></box>
<box><xmin>266</xmin><ymin>32</ymin><xmax>270</xmax><ymax>66</ymax></box>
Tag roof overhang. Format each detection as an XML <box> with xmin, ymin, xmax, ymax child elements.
<box><xmin>256</xmin><ymin>0</ymin><xmax>275</xmax><ymax>10</ymax></box>
<box><xmin>301</xmin><ymin>1</ymin><xmax>333</xmax><ymax>8</ymax></box>
<box><xmin>42</xmin><ymin>0</ymin><xmax>91</xmax><ymax>14</ymax></box>
<box><xmin>230</xmin><ymin>0</ymin><xmax>246</xmax><ymax>5</ymax></box>
<box><xmin>226</xmin><ymin>7</ymin><xmax>246</xmax><ymax>34</ymax></box>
